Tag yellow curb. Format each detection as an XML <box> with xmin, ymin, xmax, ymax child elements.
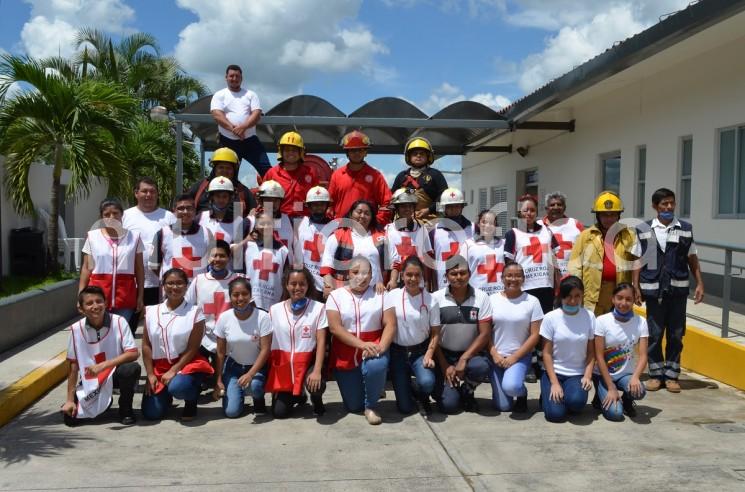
<box><xmin>0</xmin><ymin>351</ymin><xmax>68</xmax><ymax>428</ymax></box>
<box><xmin>635</xmin><ymin>306</ymin><xmax>745</xmax><ymax>391</ymax></box>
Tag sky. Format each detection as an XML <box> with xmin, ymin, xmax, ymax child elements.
<box><xmin>0</xmin><ymin>0</ymin><xmax>691</xmax><ymax>189</ymax></box>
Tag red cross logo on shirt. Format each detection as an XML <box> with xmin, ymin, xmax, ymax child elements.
<box><xmin>441</xmin><ymin>241</ymin><xmax>459</xmax><ymax>261</ymax></box>
<box><xmin>553</xmin><ymin>233</ymin><xmax>573</xmax><ymax>260</ymax></box>
<box><xmin>203</xmin><ymin>291</ymin><xmax>230</xmax><ymax>318</ymax></box>
<box><xmin>173</xmin><ymin>246</ymin><xmax>200</xmax><ymax>277</ymax></box>
<box><xmin>253</xmin><ymin>251</ymin><xmax>279</xmax><ymax>280</ymax></box>
<box><xmin>396</xmin><ymin>236</ymin><xmax>417</xmax><ymax>259</ymax></box>
<box><xmin>477</xmin><ymin>254</ymin><xmax>504</xmax><ymax>283</ymax></box>
<box><xmin>215</xmin><ymin>232</ymin><xmax>225</xmax><ymax>241</ymax></box>
<box><xmin>522</xmin><ymin>237</ymin><xmax>549</xmax><ymax>263</ymax></box>
<box><xmin>84</xmin><ymin>352</ymin><xmax>115</xmax><ymax>384</ymax></box>
<box><xmin>303</xmin><ymin>233</ymin><xmax>324</xmax><ymax>262</ymax></box>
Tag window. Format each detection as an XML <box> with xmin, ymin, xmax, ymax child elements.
<box><xmin>478</xmin><ymin>188</ymin><xmax>487</xmax><ymax>212</ymax></box>
<box><xmin>635</xmin><ymin>147</ymin><xmax>646</xmax><ymax>217</ymax></box>
<box><xmin>470</xmin><ymin>189</ymin><xmax>474</xmax><ymax>205</ymax></box>
<box><xmin>490</xmin><ymin>185</ymin><xmax>509</xmax><ymax>236</ymax></box>
<box><xmin>601</xmin><ymin>152</ymin><xmax>621</xmax><ymax>193</ymax></box>
<box><xmin>717</xmin><ymin>126</ymin><xmax>745</xmax><ymax>216</ymax></box>
<box><xmin>516</xmin><ymin>169</ymin><xmax>539</xmax><ymax>198</ymax></box>
<box><xmin>680</xmin><ymin>137</ymin><xmax>692</xmax><ymax>217</ymax></box>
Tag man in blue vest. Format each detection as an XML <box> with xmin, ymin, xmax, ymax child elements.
<box><xmin>632</xmin><ymin>188</ymin><xmax>704</xmax><ymax>393</ymax></box>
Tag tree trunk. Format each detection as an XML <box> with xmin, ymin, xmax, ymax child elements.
<box><xmin>48</xmin><ymin>143</ymin><xmax>63</xmax><ymax>273</ymax></box>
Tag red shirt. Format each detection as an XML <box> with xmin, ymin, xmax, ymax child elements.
<box><xmin>602</xmin><ymin>239</ymin><xmax>616</xmax><ymax>282</ymax></box>
<box><xmin>263</xmin><ymin>163</ymin><xmax>319</xmax><ymax>217</ymax></box>
<box><xmin>328</xmin><ymin>162</ymin><xmax>392</xmax><ymax>225</ymax></box>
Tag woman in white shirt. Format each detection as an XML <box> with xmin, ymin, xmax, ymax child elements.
<box><xmin>594</xmin><ymin>283</ymin><xmax>648</xmax><ymax>421</ymax></box>
<box><xmin>540</xmin><ymin>275</ymin><xmax>595</xmax><ymax>422</ymax></box>
<box><xmin>141</xmin><ymin>268</ymin><xmax>213</xmax><ymax>422</ymax></box>
<box><xmin>466</xmin><ymin>210</ymin><xmax>506</xmax><ymax>295</ymax></box>
<box><xmin>326</xmin><ymin>256</ymin><xmax>396</xmax><ymax>425</ymax></box>
<box><xmin>488</xmin><ymin>263</ymin><xmax>543</xmax><ymax>413</ymax></box>
<box><xmin>389</xmin><ymin>257</ymin><xmax>441</xmax><ymax>415</ymax></box>
<box><xmin>213</xmin><ymin>277</ymin><xmax>272</xmax><ymax>417</ymax></box>
<box><xmin>266</xmin><ymin>268</ymin><xmax>328</xmax><ymax>418</ymax></box>
<box><xmin>321</xmin><ymin>200</ymin><xmax>387</xmax><ymax>294</ymax></box>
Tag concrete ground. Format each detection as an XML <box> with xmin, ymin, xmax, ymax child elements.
<box><xmin>2</xmin><ymin>368</ymin><xmax>745</xmax><ymax>491</ymax></box>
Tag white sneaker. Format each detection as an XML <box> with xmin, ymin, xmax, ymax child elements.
<box><xmin>364</xmin><ymin>409</ymin><xmax>382</xmax><ymax>425</ymax></box>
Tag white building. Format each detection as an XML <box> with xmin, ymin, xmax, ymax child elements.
<box><xmin>462</xmin><ymin>0</ymin><xmax>745</xmax><ymax>302</ymax></box>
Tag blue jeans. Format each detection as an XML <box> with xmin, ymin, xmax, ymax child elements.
<box><xmin>593</xmin><ymin>374</ymin><xmax>646</xmax><ymax>421</ymax></box>
<box><xmin>219</xmin><ymin>134</ymin><xmax>271</xmax><ymax>177</ymax></box>
<box><xmin>488</xmin><ymin>354</ymin><xmax>531</xmax><ymax>411</ymax></box>
<box><xmin>110</xmin><ymin>308</ymin><xmax>135</xmax><ymax>334</ymax></box>
<box><xmin>540</xmin><ymin>371</ymin><xmax>588</xmax><ymax>422</ymax></box>
<box><xmin>434</xmin><ymin>351</ymin><xmax>490</xmax><ymax>414</ymax></box>
<box><xmin>334</xmin><ymin>352</ymin><xmax>389</xmax><ymax>412</ymax></box>
<box><xmin>390</xmin><ymin>344</ymin><xmax>436</xmax><ymax>414</ymax></box>
<box><xmin>222</xmin><ymin>357</ymin><xmax>267</xmax><ymax>418</ymax></box>
<box><xmin>141</xmin><ymin>372</ymin><xmax>206</xmax><ymax>421</ymax></box>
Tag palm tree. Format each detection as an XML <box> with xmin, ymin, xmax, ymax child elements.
<box><xmin>0</xmin><ymin>54</ymin><xmax>137</xmax><ymax>272</ymax></box>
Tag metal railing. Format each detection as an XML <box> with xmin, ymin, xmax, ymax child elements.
<box><xmin>695</xmin><ymin>241</ymin><xmax>745</xmax><ymax>338</ymax></box>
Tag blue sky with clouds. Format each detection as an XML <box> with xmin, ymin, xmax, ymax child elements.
<box><xmin>0</xmin><ymin>0</ymin><xmax>690</xmax><ymax>188</ymax></box>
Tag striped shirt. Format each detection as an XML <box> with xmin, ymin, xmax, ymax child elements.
<box><xmin>433</xmin><ymin>286</ymin><xmax>492</xmax><ymax>352</ymax></box>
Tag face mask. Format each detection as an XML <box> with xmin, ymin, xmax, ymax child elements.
<box><xmin>211</xmin><ymin>203</ymin><xmax>228</xmax><ymax>214</ymax></box>
<box><xmin>234</xmin><ymin>303</ymin><xmax>253</xmax><ymax>314</ymax></box>
<box><xmin>208</xmin><ymin>264</ymin><xmax>228</xmax><ymax>277</ymax></box>
<box><xmin>291</xmin><ymin>297</ymin><xmax>309</xmax><ymax>311</ymax></box>
<box><xmin>562</xmin><ymin>303</ymin><xmax>580</xmax><ymax>315</ymax></box>
<box><xmin>613</xmin><ymin>307</ymin><xmax>634</xmax><ymax>321</ymax></box>
<box><xmin>310</xmin><ymin>212</ymin><xmax>327</xmax><ymax>222</ymax></box>
<box><xmin>659</xmin><ymin>211</ymin><xmax>674</xmax><ymax>221</ymax></box>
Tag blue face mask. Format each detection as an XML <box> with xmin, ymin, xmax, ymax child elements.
<box><xmin>562</xmin><ymin>303</ymin><xmax>580</xmax><ymax>315</ymax></box>
<box><xmin>613</xmin><ymin>307</ymin><xmax>634</xmax><ymax>321</ymax></box>
<box><xmin>659</xmin><ymin>211</ymin><xmax>674</xmax><ymax>221</ymax></box>
<box><xmin>208</xmin><ymin>264</ymin><xmax>228</xmax><ymax>277</ymax></box>
<box><xmin>211</xmin><ymin>203</ymin><xmax>228</xmax><ymax>214</ymax></box>
<box><xmin>291</xmin><ymin>297</ymin><xmax>309</xmax><ymax>311</ymax></box>
<box><xmin>234</xmin><ymin>303</ymin><xmax>253</xmax><ymax>314</ymax></box>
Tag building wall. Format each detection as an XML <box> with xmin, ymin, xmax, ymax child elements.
<box><xmin>463</xmin><ymin>29</ymin><xmax>745</xmax><ymax>284</ymax></box>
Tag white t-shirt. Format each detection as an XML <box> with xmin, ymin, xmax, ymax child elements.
<box><xmin>214</xmin><ymin>308</ymin><xmax>272</xmax><ymax>365</ymax></box>
<box><xmin>490</xmin><ymin>292</ymin><xmax>544</xmax><ymax>357</ymax></box>
<box><xmin>210</xmin><ymin>87</ymin><xmax>261</xmax><ymax>140</ymax></box>
<box><xmin>594</xmin><ymin>313</ymin><xmax>649</xmax><ymax>378</ymax></box>
<box><xmin>390</xmin><ymin>288</ymin><xmax>440</xmax><ymax>347</ymax></box>
<box><xmin>122</xmin><ymin>207</ymin><xmax>176</xmax><ymax>288</ymax></box>
<box><xmin>540</xmin><ymin>308</ymin><xmax>595</xmax><ymax>376</ymax></box>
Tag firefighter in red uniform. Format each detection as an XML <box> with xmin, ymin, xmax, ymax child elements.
<box><xmin>328</xmin><ymin>130</ymin><xmax>392</xmax><ymax>225</ymax></box>
<box><xmin>263</xmin><ymin>131</ymin><xmax>319</xmax><ymax>219</ymax></box>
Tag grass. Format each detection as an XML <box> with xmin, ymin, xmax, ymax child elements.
<box><xmin>0</xmin><ymin>271</ymin><xmax>78</xmax><ymax>299</ymax></box>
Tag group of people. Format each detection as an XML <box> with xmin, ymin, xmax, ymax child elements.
<box><xmin>62</xmin><ymin>65</ymin><xmax>705</xmax><ymax>427</ymax></box>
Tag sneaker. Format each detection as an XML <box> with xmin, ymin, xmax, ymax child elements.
<box><xmin>622</xmin><ymin>398</ymin><xmax>637</xmax><ymax>417</ymax></box>
<box><xmin>296</xmin><ymin>391</ymin><xmax>308</xmax><ymax>407</ymax></box>
<box><xmin>311</xmin><ymin>396</ymin><xmax>326</xmax><ymax>416</ymax></box>
<box><xmin>181</xmin><ymin>401</ymin><xmax>197</xmax><ymax>422</ymax></box>
<box><xmin>513</xmin><ymin>396</ymin><xmax>528</xmax><ymax>413</ymax></box>
<box><xmin>418</xmin><ymin>398</ymin><xmax>433</xmax><ymax>416</ymax></box>
<box><xmin>665</xmin><ymin>380</ymin><xmax>681</xmax><ymax>393</ymax></box>
<box><xmin>645</xmin><ymin>379</ymin><xmax>663</xmax><ymax>391</ymax></box>
<box><xmin>462</xmin><ymin>394</ymin><xmax>479</xmax><ymax>413</ymax></box>
<box><xmin>591</xmin><ymin>393</ymin><xmax>602</xmax><ymax>410</ymax></box>
<box><xmin>254</xmin><ymin>398</ymin><xmax>267</xmax><ymax>413</ymax></box>
<box><xmin>120</xmin><ymin>414</ymin><xmax>136</xmax><ymax>426</ymax></box>
<box><xmin>524</xmin><ymin>372</ymin><xmax>537</xmax><ymax>384</ymax></box>
<box><xmin>364</xmin><ymin>408</ymin><xmax>382</xmax><ymax>425</ymax></box>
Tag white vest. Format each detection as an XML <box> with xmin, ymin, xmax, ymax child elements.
<box><xmin>543</xmin><ymin>217</ymin><xmax>583</xmax><ymax>276</ymax></box>
<box><xmin>465</xmin><ymin>238</ymin><xmax>506</xmax><ymax>295</ymax></box>
<box><xmin>145</xmin><ymin>301</ymin><xmax>203</xmax><ymax>361</ymax></box>
<box><xmin>511</xmin><ymin>227</ymin><xmax>555</xmax><ymax>290</ymax></box>
<box><xmin>432</xmin><ymin>226</ymin><xmax>468</xmax><ymax>290</ymax></box>
<box><xmin>199</xmin><ymin>211</ymin><xmax>244</xmax><ymax>245</ymax></box>
<box><xmin>385</xmin><ymin>221</ymin><xmax>433</xmax><ymax>271</ymax></box>
<box><xmin>160</xmin><ymin>225</ymin><xmax>212</xmax><ymax>281</ymax></box>
<box><xmin>244</xmin><ymin>242</ymin><xmax>289</xmax><ymax>309</ymax></box>
<box><xmin>293</xmin><ymin>217</ymin><xmax>331</xmax><ymax>291</ymax></box>
<box><xmin>186</xmin><ymin>272</ymin><xmax>241</xmax><ymax>352</ymax></box>
<box><xmin>269</xmin><ymin>300</ymin><xmax>326</xmax><ymax>354</ymax></box>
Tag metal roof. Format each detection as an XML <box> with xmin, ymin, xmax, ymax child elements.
<box><xmin>177</xmin><ymin>95</ymin><xmax>514</xmax><ymax>155</ymax></box>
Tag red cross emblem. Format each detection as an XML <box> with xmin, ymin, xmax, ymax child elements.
<box><xmin>450</xmin><ymin>192</ymin><xmax>456</xmax><ymax>198</ymax></box>
<box><xmin>253</xmin><ymin>251</ymin><xmax>279</xmax><ymax>280</ymax></box>
<box><xmin>218</xmin><ymin>178</ymin><xmax>226</xmax><ymax>184</ymax></box>
<box><xmin>395</xmin><ymin>236</ymin><xmax>417</xmax><ymax>259</ymax></box>
<box><xmin>84</xmin><ymin>352</ymin><xmax>115</xmax><ymax>384</ymax></box>
<box><xmin>315</xmin><ymin>189</ymin><xmax>322</xmax><ymax>195</ymax></box>
<box><xmin>477</xmin><ymin>254</ymin><xmax>504</xmax><ymax>283</ymax></box>
<box><xmin>553</xmin><ymin>233</ymin><xmax>573</xmax><ymax>260</ymax></box>
<box><xmin>203</xmin><ymin>291</ymin><xmax>230</xmax><ymax>319</ymax></box>
<box><xmin>303</xmin><ymin>233</ymin><xmax>324</xmax><ymax>262</ymax></box>
<box><xmin>172</xmin><ymin>246</ymin><xmax>200</xmax><ymax>277</ymax></box>
<box><xmin>441</xmin><ymin>241</ymin><xmax>459</xmax><ymax>261</ymax></box>
<box><xmin>215</xmin><ymin>231</ymin><xmax>226</xmax><ymax>241</ymax></box>
<box><xmin>522</xmin><ymin>237</ymin><xmax>549</xmax><ymax>263</ymax></box>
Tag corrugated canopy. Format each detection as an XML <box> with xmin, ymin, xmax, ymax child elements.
<box><xmin>177</xmin><ymin>95</ymin><xmax>513</xmax><ymax>155</ymax></box>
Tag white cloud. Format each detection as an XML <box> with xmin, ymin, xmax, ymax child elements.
<box><xmin>382</xmin><ymin>0</ymin><xmax>505</xmax><ymax>18</ymax></box>
<box><xmin>19</xmin><ymin>0</ymin><xmax>135</xmax><ymax>58</ymax></box>
<box><xmin>511</xmin><ymin>1</ymin><xmax>691</xmax><ymax>92</ymax></box>
<box><xmin>421</xmin><ymin>82</ymin><xmax>510</xmax><ymax>113</ymax></box>
<box><xmin>174</xmin><ymin>0</ymin><xmax>391</xmax><ymax>106</ymax></box>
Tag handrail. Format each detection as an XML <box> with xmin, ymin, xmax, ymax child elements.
<box><xmin>696</xmin><ymin>240</ymin><xmax>745</xmax><ymax>254</ymax></box>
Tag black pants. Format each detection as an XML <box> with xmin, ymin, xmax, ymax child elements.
<box><xmin>219</xmin><ymin>134</ymin><xmax>272</xmax><ymax>177</ymax></box>
<box><xmin>646</xmin><ymin>294</ymin><xmax>687</xmax><ymax>381</ymax></box>
<box><xmin>127</xmin><ymin>287</ymin><xmax>160</xmax><ymax>335</ymax></box>
<box><xmin>271</xmin><ymin>365</ymin><xmax>326</xmax><ymax>418</ymax></box>
<box><xmin>64</xmin><ymin>361</ymin><xmax>141</xmax><ymax>426</ymax></box>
